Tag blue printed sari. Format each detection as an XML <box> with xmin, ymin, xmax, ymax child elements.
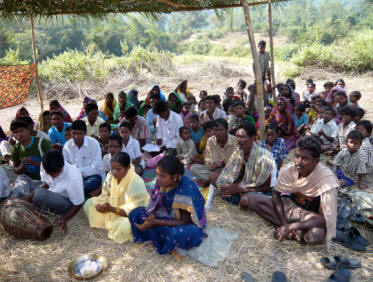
<box><xmin>129</xmin><ymin>176</ymin><xmax>206</xmax><ymax>254</ymax></box>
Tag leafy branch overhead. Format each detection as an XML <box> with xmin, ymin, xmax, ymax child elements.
<box><xmin>0</xmin><ymin>0</ymin><xmax>290</xmax><ymax>19</ymax></box>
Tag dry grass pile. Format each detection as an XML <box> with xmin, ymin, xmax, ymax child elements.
<box><xmin>0</xmin><ymin>191</ymin><xmax>373</xmax><ymax>281</ymax></box>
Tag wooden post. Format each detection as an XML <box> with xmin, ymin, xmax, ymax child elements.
<box><xmin>268</xmin><ymin>0</ymin><xmax>276</xmax><ymax>101</ymax></box>
<box><xmin>241</xmin><ymin>0</ymin><xmax>265</xmax><ymax>139</ymax></box>
<box><xmin>30</xmin><ymin>15</ymin><xmax>44</xmax><ymax>112</ymax></box>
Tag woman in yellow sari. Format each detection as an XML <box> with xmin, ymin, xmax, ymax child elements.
<box><xmin>100</xmin><ymin>92</ymin><xmax>117</xmax><ymax>123</ymax></box>
<box><xmin>84</xmin><ymin>152</ymin><xmax>149</xmax><ymax>243</ymax></box>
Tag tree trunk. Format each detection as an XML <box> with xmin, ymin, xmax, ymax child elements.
<box><xmin>241</xmin><ymin>0</ymin><xmax>265</xmax><ymax>139</ymax></box>
<box><xmin>268</xmin><ymin>0</ymin><xmax>276</xmax><ymax>101</ymax></box>
<box><xmin>30</xmin><ymin>15</ymin><xmax>44</xmax><ymax>112</ymax></box>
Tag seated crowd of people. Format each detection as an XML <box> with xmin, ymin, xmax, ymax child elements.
<box><xmin>0</xmin><ymin>75</ymin><xmax>372</xmax><ymax>258</ymax></box>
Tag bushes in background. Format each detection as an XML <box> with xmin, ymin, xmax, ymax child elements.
<box><xmin>39</xmin><ymin>47</ymin><xmax>174</xmax><ymax>83</ymax></box>
<box><xmin>277</xmin><ymin>30</ymin><xmax>373</xmax><ymax>73</ymax></box>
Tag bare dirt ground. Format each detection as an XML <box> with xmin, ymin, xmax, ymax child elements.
<box><xmin>0</xmin><ymin>61</ymin><xmax>372</xmax><ymax>281</ymax></box>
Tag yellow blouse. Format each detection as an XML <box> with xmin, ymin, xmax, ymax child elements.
<box><xmin>84</xmin><ymin>166</ymin><xmax>149</xmax><ymax>243</ymax></box>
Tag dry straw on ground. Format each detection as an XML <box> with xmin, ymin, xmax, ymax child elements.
<box><xmin>0</xmin><ymin>61</ymin><xmax>372</xmax><ymax>281</ymax></box>
<box><xmin>1</xmin><ymin>187</ymin><xmax>372</xmax><ymax>281</ymax></box>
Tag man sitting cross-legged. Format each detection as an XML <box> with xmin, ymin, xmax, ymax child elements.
<box><xmin>214</xmin><ymin>122</ymin><xmax>275</xmax><ymax>205</ymax></box>
<box><xmin>190</xmin><ymin>118</ymin><xmax>237</xmax><ymax>183</ymax></box>
<box><xmin>243</xmin><ymin>136</ymin><xmax>338</xmax><ymax>244</ymax></box>
<box><xmin>63</xmin><ymin>120</ymin><xmax>105</xmax><ymax>198</ymax></box>
<box><xmin>28</xmin><ymin>150</ymin><xmax>84</xmax><ymax>234</ymax></box>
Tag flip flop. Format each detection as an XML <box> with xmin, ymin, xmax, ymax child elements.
<box><xmin>327</xmin><ymin>268</ymin><xmax>351</xmax><ymax>282</ymax></box>
<box><xmin>241</xmin><ymin>272</ymin><xmax>256</xmax><ymax>282</ymax></box>
<box><xmin>320</xmin><ymin>256</ymin><xmax>361</xmax><ymax>270</ymax></box>
<box><xmin>349</xmin><ymin>227</ymin><xmax>369</xmax><ymax>246</ymax></box>
<box><xmin>337</xmin><ymin>226</ymin><xmax>369</xmax><ymax>246</ymax></box>
<box><xmin>271</xmin><ymin>271</ymin><xmax>287</xmax><ymax>282</ymax></box>
<box><xmin>333</xmin><ymin>229</ymin><xmax>366</xmax><ymax>252</ymax></box>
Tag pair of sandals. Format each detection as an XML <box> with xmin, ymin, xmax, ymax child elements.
<box><xmin>333</xmin><ymin>226</ymin><xmax>369</xmax><ymax>252</ymax></box>
<box><xmin>241</xmin><ymin>271</ymin><xmax>287</xmax><ymax>282</ymax></box>
<box><xmin>321</xmin><ymin>256</ymin><xmax>361</xmax><ymax>282</ymax></box>
<box><xmin>335</xmin><ymin>199</ymin><xmax>369</xmax><ymax>252</ymax></box>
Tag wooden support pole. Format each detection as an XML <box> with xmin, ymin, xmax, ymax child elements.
<box><xmin>268</xmin><ymin>0</ymin><xmax>276</xmax><ymax>101</ymax></box>
<box><xmin>241</xmin><ymin>0</ymin><xmax>265</xmax><ymax>139</ymax></box>
<box><xmin>30</xmin><ymin>15</ymin><xmax>44</xmax><ymax>112</ymax></box>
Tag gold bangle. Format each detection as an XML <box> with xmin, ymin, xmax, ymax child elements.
<box><xmin>116</xmin><ymin>207</ymin><xmax>120</xmax><ymax>215</ymax></box>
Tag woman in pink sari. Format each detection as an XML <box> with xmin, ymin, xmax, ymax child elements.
<box><xmin>269</xmin><ymin>97</ymin><xmax>299</xmax><ymax>152</ymax></box>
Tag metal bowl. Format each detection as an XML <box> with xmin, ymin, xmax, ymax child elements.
<box><xmin>68</xmin><ymin>254</ymin><xmax>108</xmax><ymax>280</ymax></box>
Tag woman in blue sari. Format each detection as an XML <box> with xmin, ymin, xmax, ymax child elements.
<box><xmin>129</xmin><ymin>155</ymin><xmax>206</xmax><ymax>255</ymax></box>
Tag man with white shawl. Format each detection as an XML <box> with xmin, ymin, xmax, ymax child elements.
<box><xmin>244</xmin><ymin>136</ymin><xmax>339</xmax><ymax>244</ymax></box>
<box><xmin>215</xmin><ymin>122</ymin><xmax>275</xmax><ymax>206</ymax></box>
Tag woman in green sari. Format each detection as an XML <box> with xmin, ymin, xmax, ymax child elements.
<box><xmin>167</xmin><ymin>92</ymin><xmax>184</xmax><ymax>113</ymax></box>
<box><xmin>113</xmin><ymin>91</ymin><xmax>134</xmax><ymax>122</ymax></box>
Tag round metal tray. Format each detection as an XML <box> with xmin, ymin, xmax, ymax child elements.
<box><xmin>68</xmin><ymin>254</ymin><xmax>108</xmax><ymax>280</ymax></box>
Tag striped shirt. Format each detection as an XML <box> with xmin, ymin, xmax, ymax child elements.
<box><xmin>337</xmin><ymin>121</ymin><xmax>356</xmax><ymax>149</ymax></box>
<box><xmin>122</xmin><ymin>116</ymin><xmax>150</xmax><ymax>143</ymax></box>
<box><xmin>360</xmin><ymin>137</ymin><xmax>373</xmax><ymax>169</ymax></box>
<box><xmin>333</xmin><ymin>148</ymin><xmax>368</xmax><ymax>180</ymax></box>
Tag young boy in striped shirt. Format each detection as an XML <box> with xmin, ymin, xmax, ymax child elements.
<box><xmin>333</xmin><ymin>130</ymin><xmax>368</xmax><ymax>189</ymax></box>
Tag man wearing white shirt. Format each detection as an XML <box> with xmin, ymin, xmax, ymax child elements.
<box><xmin>154</xmin><ymin>101</ymin><xmax>183</xmax><ymax>156</ymax></box>
<box><xmin>199</xmin><ymin>95</ymin><xmax>227</xmax><ymax>125</ymax></box>
<box><xmin>30</xmin><ymin>150</ymin><xmax>84</xmax><ymax>234</ymax></box>
<box><xmin>63</xmin><ymin>120</ymin><xmax>105</xmax><ymax>198</ymax></box>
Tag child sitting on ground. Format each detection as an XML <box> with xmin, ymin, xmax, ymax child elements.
<box><xmin>176</xmin><ymin>126</ymin><xmax>197</xmax><ymax>166</ymax></box>
<box><xmin>334</xmin><ymin>130</ymin><xmax>368</xmax><ymax>189</ymax></box>
<box><xmin>294</xmin><ymin>104</ymin><xmax>308</xmax><ymax>134</ymax></box>
<box><xmin>236</xmin><ymin>79</ymin><xmax>248</xmax><ymax>103</ymax></box>
<box><xmin>228</xmin><ymin>100</ymin><xmax>255</xmax><ymax>134</ymax></box>
<box><xmin>198</xmin><ymin>99</ymin><xmax>207</xmax><ymax>114</ymax></box>
<box><xmin>302</xmin><ymin>82</ymin><xmax>316</xmax><ymax>105</ymax></box>
<box><xmin>356</xmin><ymin>120</ymin><xmax>373</xmax><ymax>176</ymax></box>
<box><xmin>64</xmin><ymin>127</ymin><xmax>71</xmax><ymax>142</ymax></box>
<box><xmin>353</xmin><ymin>107</ymin><xmax>365</xmax><ymax>124</ymax></box>
<box><xmin>223</xmin><ymin>87</ymin><xmax>236</xmax><ymax>113</ymax></box>
<box><xmin>307</xmin><ymin>96</ymin><xmax>322</xmax><ymax>124</ymax></box>
<box><xmin>189</xmin><ymin>114</ymin><xmax>204</xmax><ymax>147</ymax></box>
<box><xmin>119</xmin><ymin>122</ymin><xmax>144</xmax><ymax>175</ymax></box>
<box><xmin>337</xmin><ymin>106</ymin><xmax>356</xmax><ymax>150</ymax></box>
<box><xmin>188</xmin><ymin>95</ymin><xmax>198</xmax><ymax>114</ymax></box>
<box><xmin>199</xmin><ymin>90</ymin><xmax>207</xmax><ymax>101</ymax></box>
<box><xmin>309</xmin><ymin>106</ymin><xmax>338</xmax><ymax>152</ymax></box>
<box><xmin>179</xmin><ymin>102</ymin><xmax>192</xmax><ymax>126</ymax></box>
<box><xmin>103</xmin><ymin>134</ymin><xmax>123</xmax><ymax>173</ymax></box>
<box><xmin>320</xmin><ymin>81</ymin><xmax>334</xmax><ymax>99</ymax></box>
<box><xmin>141</xmin><ymin>103</ymin><xmax>151</xmax><ymax>119</ymax></box>
<box><xmin>335</xmin><ymin>91</ymin><xmax>349</xmax><ymax>116</ymax></box>
<box><xmin>258</xmin><ymin>123</ymin><xmax>286</xmax><ymax>171</ymax></box>
<box><xmin>349</xmin><ymin>91</ymin><xmax>361</xmax><ymax>108</ymax></box>
<box><xmin>98</xmin><ymin>123</ymin><xmax>111</xmax><ymax>157</ymax></box>
<box><xmin>189</xmin><ymin>121</ymin><xmax>216</xmax><ymax>165</ymax></box>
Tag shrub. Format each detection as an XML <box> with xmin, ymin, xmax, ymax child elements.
<box><xmin>290</xmin><ymin>30</ymin><xmax>373</xmax><ymax>73</ymax></box>
<box><xmin>39</xmin><ymin>47</ymin><xmax>175</xmax><ymax>83</ymax></box>
<box><xmin>39</xmin><ymin>50</ymin><xmax>116</xmax><ymax>82</ymax></box>
<box><xmin>0</xmin><ymin>49</ymin><xmax>30</xmax><ymax>65</ymax></box>
<box><xmin>189</xmin><ymin>37</ymin><xmax>211</xmax><ymax>55</ymax></box>
<box><xmin>274</xmin><ymin>43</ymin><xmax>299</xmax><ymax>61</ymax></box>
<box><xmin>124</xmin><ymin>46</ymin><xmax>175</xmax><ymax>75</ymax></box>
<box><xmin>209</xmin><ymin>44</ymin><xmax>228</xmax><ymax>56</ymax></box>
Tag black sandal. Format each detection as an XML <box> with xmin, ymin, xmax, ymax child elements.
<box><xmin>327</xmin><ymin>268</ymin><xmax>351</xmax><ymax>282</ymax></box>
<box><xmin>332</xmin><ymin>229</ymin><xmax>366</xmax><ymax>252</ymax></box>
<box><xmin>320</xmin><ymin>256</ymin><xmax>361</xmax><ymax>270</ymax></box>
